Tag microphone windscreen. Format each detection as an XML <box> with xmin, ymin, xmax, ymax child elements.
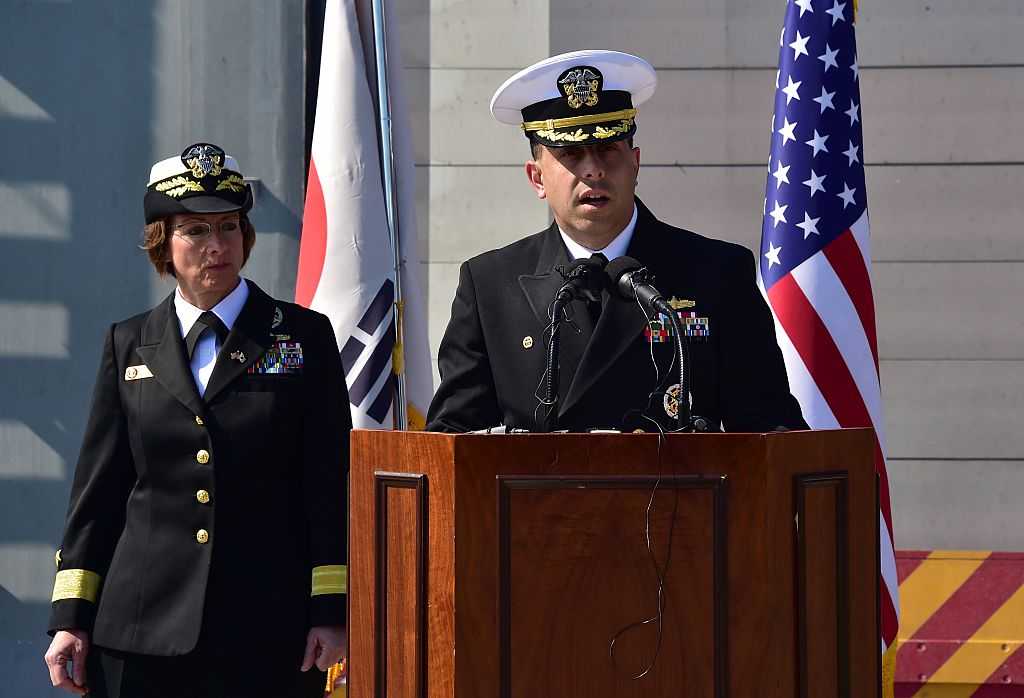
<box><xmin>605</xmin><ymin>255</ymin><xmax>642</xmax><ymax>283</ymax></box>
<box><xmin>560</xmin><ymin>252</ymin><xmax>608</xmax><ymax>280</ymax></box>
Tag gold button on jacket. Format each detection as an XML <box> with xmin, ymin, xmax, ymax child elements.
<box><xmin>196</xmin><ymin>529</ymin><xmax>209</xmax><ymax>544</ymax></box>
<box><xmin>196</xmin><ymin>449</ymin><xmax>210</xmax><ymax>464</ymax></box>
<box><xmin>196</xmin><ymin>489</ymin><xmax>210</xmax><ymax>504</ymax></box>
<box><xmin>194</xmin><ymin>415</ymin><xmax>204</xmax><ymax>426</ymax></box>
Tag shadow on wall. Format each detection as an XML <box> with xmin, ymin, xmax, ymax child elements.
<box><xmin>0</xmin><ymin>3</ymin><xmax>155</xmax><ymax>695</ymax></box>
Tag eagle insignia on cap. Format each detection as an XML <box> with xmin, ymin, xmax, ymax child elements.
<box><xmin>181</xmin><ymin>143</ymin><xmax>225</xmax><ymax>178</ymax></box>
<box><xmin>558</xmin><ymin>66</ymin><xmax>602</xmax><ymax>109</ymax></box>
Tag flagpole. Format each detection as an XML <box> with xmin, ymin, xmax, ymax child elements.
<box><xmin>370</xmin><ymin>0</ymin><xmax>408</xmax><ymax>429</ymax></box>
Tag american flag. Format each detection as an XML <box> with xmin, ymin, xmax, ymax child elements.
<box><xmin>758</xmin><ymin>0</ymin><xmax>900</xmax><ymax>651</ymax></box>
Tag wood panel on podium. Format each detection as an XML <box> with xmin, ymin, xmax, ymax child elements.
<box><xmin>348</xmin><ymin>429</ymin><xmax>879</xmax><ymax>698</ymax></box>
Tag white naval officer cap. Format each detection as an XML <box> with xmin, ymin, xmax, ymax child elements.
<box><xmin>143</xmin><ymin>142</ymin><xmax>253</xmax><ymax>224</ymax></box>
<box><xmin>489</xmin><ymin>50</ymin><xmax>657</xmax><ymax>148</ymax></box>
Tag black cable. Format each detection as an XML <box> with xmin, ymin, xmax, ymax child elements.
<box><xmin>534</xmin><ymin>300</ymin><xmax>581</xmax><ymax>430</ymax></box>
<box><xmin>608</xmin><ymin>419</ymin><xmax>681</xmax><ymax>681</ymax></box>
<box><xmin>542</xmin><ymin>296</ymin><xmax>569</xmax><ymax>429</ymax></box>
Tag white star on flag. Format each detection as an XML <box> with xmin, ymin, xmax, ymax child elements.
<box><xmin>764</xmin><ymin>241</ymin><xmax>783</xmax><ymax>268</ymax></box>
<box><xmin>826</xmin><ymin>0</ymin><xmax>847</xmax><ymax>25</ymax></box>
<box><xmin>802</xmin><ymin>169</ymin><xmax>827</xmax><ymax>196</ymax></box>
<box><xmin>782</xmin><ymin>75</ymin><xmax>802</xmax><ymax>104</ymax></box>
<box><xmin>794</xmin><ymin>0</ymin><xmax>813</xmax><ymax>17</ymax></box>
<box><xmin>805</xmin><ymin>129</ymin><xmax>829</xmax><ymax>157</ymax></box>
<box><xmin>772</xmin><ymin>160</ymin><xmax>791</xmax><ymax>188</ymax></box>
<box><xmin>837</xmin><ymin>181</ymin><xmax>857</xmax><ymax>208</ymax></box>
<box><xmin>777</xmin><ymin>117</ymin><xmax>798</xmax><ymax>145</ymax></box>
<box><xmin>850</xmin><ymin>57</ymin><xmax>860</xmax><ymax>81</ymax></box>
<box><xmin>813</xmin><ymin>86</ymin><xmax>836</xmax><ymax>113</ymax></box>
<box><xmin>845</xmin><ymin>99</ymin><xmax>860</xmax><ymax>125</ymax></box>
<box><xmin>769</xmin><ymin>200</ymin><xmax>788</xmax><ymax>228</ymax></box>
<box><xmin>843</xmin><ymin>140</ymin><xmax>860</xmax><ymax>166</ymax></box>
<box><xmin>789</xmin><ymin>30</ymin><xmax>811</xmax><ymax>61</ymax></box>
<box><xmin>796</xmin><ymin>212</ymin><xmax>821</xmax><ymax>239</ymax></box>
<box><xmin>818</xmin><ymin>43</ymin><xmax>839</xmax><ymax>72</ymax></box>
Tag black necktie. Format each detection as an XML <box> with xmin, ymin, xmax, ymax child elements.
<box><xmin>185</xmin><ymin>311</ymin><xmax>229</xmax><ymax>360</ymax></box>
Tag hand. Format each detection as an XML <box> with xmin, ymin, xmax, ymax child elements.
<box><xmin>44</xmin><ymin>629</ymin><xmax>90</xmax><ymax>694</ymax></box>
<box><xmin>300</xmin><ymin>625</ymin><xmax>347</xmax><ymax>672</ymax></box>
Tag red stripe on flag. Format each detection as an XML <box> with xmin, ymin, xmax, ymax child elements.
<box><xmin>767</xmin><ymin>271</ymin><xmax>893</xmax><ymax>529</ymax></box>
<box><xmin>895</xmin><ymin>557</ymin><xmax>1024</xmax><ymax>682</ymax></box>
<box><xmin>876</xmin><ymin>443</ymin><xmax>895</xmax><ymax>540</ymax></box>
<box><xmin>767</xmin><ymin>273</ymin><xmax>873</xmax><ymax>429</ymax></box>
<box><xmin>881</xmin><ymin>575</ymin><xmax>899</xmax><ymax>647</ymax></box>
<box><xmin>767</xmin><ymin>274</ymin><xmax>898</xmax><ymax>643</ymax></box>
<box><xmin>823</xmin><ymin>230</ymin><xmax>879</xmax><ymax>370</ymax></box>
<box><xmin>295</xmin><ymin>158</ymin><xmax>327</xmax><ymax>308</ymax></box>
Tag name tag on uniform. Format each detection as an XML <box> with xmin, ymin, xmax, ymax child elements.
<box><xmin>124</xmin><ymin>364</ymin><xmax>153</xmax><ymax>381</ymax></box>
<box><xmin>248</xmin><ymin>341</ymin><xmax>304</xmax><ymax>375</ymax></box>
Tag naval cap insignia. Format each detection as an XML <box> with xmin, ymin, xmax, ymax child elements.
<box><xmin>271</xmin><ymin>306</ymin><xmax>283</xmax><ymax>329</ymax></box>
<box><xmin>557</xmin><ymin>66</ymin><xmax>603</xmax><ymax>110</ymax></box>
<box><xmin>181</xmin><ymin>143</ymin><xmax>225</xmax><ymax>178</ymax></box>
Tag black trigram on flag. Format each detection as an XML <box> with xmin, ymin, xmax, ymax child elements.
<box><xmin>339</xmin><ymin>279</ymin><xmax>395</xmax><ymax>425</ymax></box>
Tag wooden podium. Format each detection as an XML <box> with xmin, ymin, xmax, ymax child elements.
<box><xmin>349</xmin><ymin>429</ymin><xmax>879</xmax><ymax>698</ymax></box>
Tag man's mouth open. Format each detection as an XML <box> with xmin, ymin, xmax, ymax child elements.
<box><xmin>579</xmin><ymin>191</ymin><xmax>610</xmax><ymax>208</ymax></box>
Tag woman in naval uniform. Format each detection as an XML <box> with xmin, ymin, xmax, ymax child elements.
<box><xmin>43</xmin><ymin>143</ymin><xmax>351</xmax><ymax>697</ymax></box>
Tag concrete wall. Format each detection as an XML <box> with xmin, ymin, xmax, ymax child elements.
<box><xmin>1</xmin><ymin>0</ymin><xmax>1022</xmax><ymax>694</ymax></box>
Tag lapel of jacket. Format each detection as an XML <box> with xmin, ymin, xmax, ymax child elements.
<box><xmin>134</xmin><ymin>294</ymin><xmax>205</xmax><ymax>416</ymax></box>
<box><xmin>517</xmin><ymin>224</ymin><xmax>596</xmax><ymax>404</ymax></box>
<box><xmin>560</xmin><ymin>200</ymin><xmax>660</xmax><ymax>418</ymax></box>
<box><xmin>202</xmin><ymin>280</ymin><xmax>276</xmax><ymax>404</ymax></box>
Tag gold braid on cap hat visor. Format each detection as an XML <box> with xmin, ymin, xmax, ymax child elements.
<box><xmin>521</xmin><ymin>108</ymin><xmax>637</xmax><ymax>133</ymax></box>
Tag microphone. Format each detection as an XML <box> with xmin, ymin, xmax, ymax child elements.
<box><xmin>555</xmin><ymin>253</ymin><xmax>608</xmax><ymax>304</ymax></box>
<box><xmin>538</xmin><ymin>253</ymin><xmax>608</xmax><ymax>432</ymax></box>
<box><xmin>605</xmin><ymin>256</ymin><xmax>708</xmax><ymax>432</ymax></box>
<box><xmin>604</xmin><ymin>256</ymin><xmax>673</xmax><ymax>316</ymax></box>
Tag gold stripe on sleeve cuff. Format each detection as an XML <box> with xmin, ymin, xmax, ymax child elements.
<box><xmin>51</xmin><ymin>569</ymin><xmax>102</xmax><ymax>603</ymax></box>
<box><xmin>311</xmin><ymin>564</ymin><xmax>347</xmax><ymax>596</ymax></box>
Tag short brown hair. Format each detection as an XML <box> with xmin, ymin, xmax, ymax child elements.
<box><xmin>141</xmin><ymin>214</ymin><xmax>256</xmax><ymax>277</ymax></box>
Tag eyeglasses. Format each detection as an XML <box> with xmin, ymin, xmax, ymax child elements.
<box><xmin>173</xmin><ymin>220</ymin><xmax>241</xmax><ymax>242</ymax></box>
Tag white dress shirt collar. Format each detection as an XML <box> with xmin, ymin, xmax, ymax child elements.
<box><xmin>174</xmin><ymin>277</ymin><xmax>250</xmax><ymax>338</ymax></box>
<box><xmin>558</xmin><ymin>204</ymin><xmax>638</xmax><ymax>262</ymax></box>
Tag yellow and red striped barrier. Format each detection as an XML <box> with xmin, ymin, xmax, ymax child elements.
<box><xmin>895</xmin><ymin>550</ymin><xmax>1024</xmax><ymax>696</ymax></box>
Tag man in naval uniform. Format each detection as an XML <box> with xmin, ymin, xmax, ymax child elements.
<box><xmin>426</xmin><ymin>51</ymin><xmax>806</xmax><ymax>433</ymax></box>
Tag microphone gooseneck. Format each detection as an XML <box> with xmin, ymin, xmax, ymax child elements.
<box><xmin>606</xmin><ymin>256</ymin><xmax>706</xmax><ymax>431</ymax></box>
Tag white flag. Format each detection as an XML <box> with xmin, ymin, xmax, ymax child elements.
<box><xmin>296</xmin><ymin>0</ymin><xmax>430</xmax><ymax>429</ymax></box>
